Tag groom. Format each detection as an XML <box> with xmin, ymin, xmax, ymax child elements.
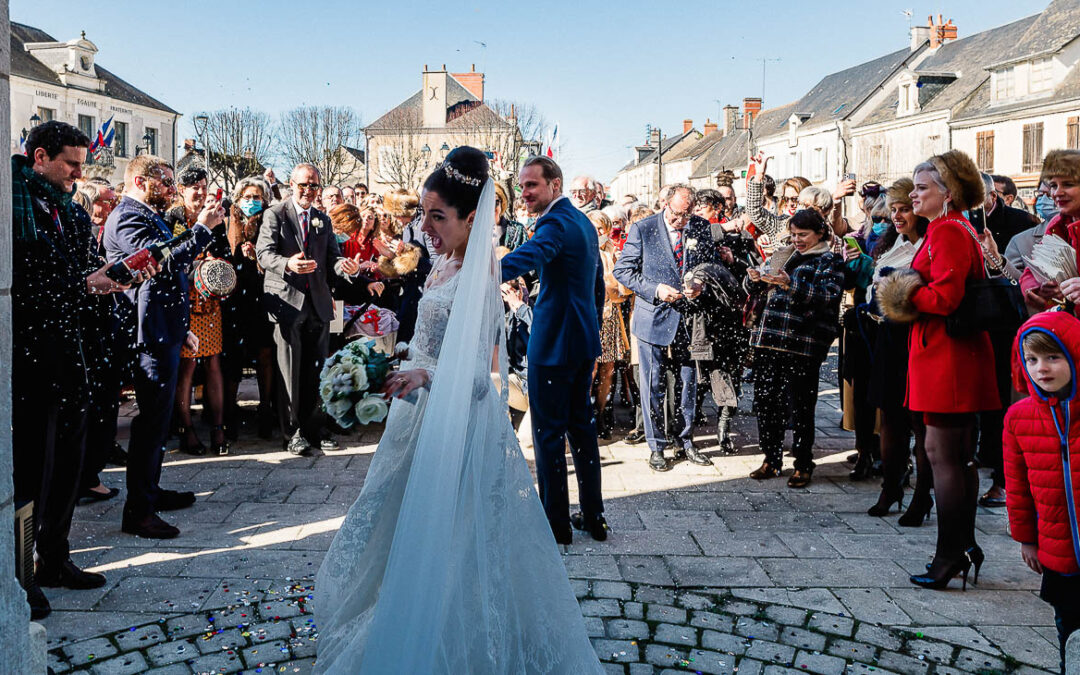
<box><xmin>501</xmin><ymin>156</ymin><xmax>607</xmax><ymax>545</ymax></box>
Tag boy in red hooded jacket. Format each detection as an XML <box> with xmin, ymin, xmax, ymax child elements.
<box><xmin>1004</xmin><ymin>310</ymin><xmax>1080</xmax><ymax>672</ymax></box>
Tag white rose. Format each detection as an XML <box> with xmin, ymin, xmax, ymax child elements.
<box><xmin>326</xmin><ymin>397</ymin><xmax>354</xmax><ymax>423</ymax></box>
<box><xmin>349</xmin><ymin>340</ymin><xmax>371</xmax><ymax>358</ymax></box>
<box><xmin>319</xmin><ymin>380</ymin><xmax>334</xmax><ymax>404</ymax></box>
<box><xmin>686</xmin><ymin>238</ymin><xmax>698</xmax><ymax>250</ymax></box>
<box><xmin>351</xmin><ymin>366</ymin><xmax>370</xmax><ymax>393</ymax></box>
<box><xmin>354</xmin><ymin>395</ymin><xmax>389</xmax><ymax>425</ymax></box>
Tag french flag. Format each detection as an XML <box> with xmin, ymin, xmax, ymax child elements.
<box><xmin>545</xmin><ymin>123</ymin><xmax>558</xmax><ymax>159</ymax></box>
<box><xmin>90</xmin><ymin>116</ymin><xmax>114</xmax><ymax>151</ymax></box>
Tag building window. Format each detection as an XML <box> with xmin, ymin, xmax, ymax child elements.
<box><xmin>36</xmin><ymin>106</ymin><xmax>56</xmax><ymax>122</ymax></box>
<box><xmin>976</xmin><ymin>131</ymin><xmax>994</xmax><ymax>172</ymax></box>
<box><xmin>812</xmin><ymin>148</ymin><xmax>826</xmax><ymax>181</ymax></box>
<box><xmin>144</xmin><ymin>127</ymin><xmax>158</xmax><ymax>156</ymax></box>
<box><xmin>1030</xmin><ymin>58</ymin><xmax>1052</xmax><ymax>94</ymax></box>
<box><xmin>993</xmin><ymin>67</ymin><xmax>1015</xmax><ymax>101</ymax></box>
<box><xmin>1022</xmin><ymin>122</ymin><xmax>1044</xmax><ymax>173</ymax></box>
<box><xmin>114</xmin><ymin>121</ymin><xmax>129</xmax><ymax>157</ymax></box>
<box><xmin>1067</xmin><ymin>117</ymin><xmax>1079</xmax><ymax>150</ymax></box>
<box><xmin>77</xmin><ymin>115</ymin><xmax>95</xmax><ymax>140</ymax></box>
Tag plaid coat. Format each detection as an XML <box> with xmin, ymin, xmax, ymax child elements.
<box><xmin>750</xmin><ymin>246</ymin><xmax>844</xmax><ymax>361</ymax></box>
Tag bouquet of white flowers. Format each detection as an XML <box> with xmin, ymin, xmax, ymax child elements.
<box><xmin>319</xmin><ymin>338</ymin><xmax>394</xmax><ymax>428</ymax></box>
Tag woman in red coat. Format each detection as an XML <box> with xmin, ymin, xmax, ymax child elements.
<box><xmin>877</xmin><ymin>150</ymin><xmax>1000</xmax><ymax>590</ymax></box>
<box><xmin>1004</xmin><ymin>310</ymin><xmax>1080</xmax><ymax>671</ymax></box>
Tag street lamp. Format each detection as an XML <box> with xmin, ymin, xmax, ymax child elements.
<box><xmin>421</xmin><ymin>144</ymin><xmax>431</xmax><ymax>165</ymax></box>
<box><xmin>440</xmin><ymin>142</ymin><xmax>450</xmax><ymax>159</ymax></box>
<box><xmin>135</xmin><ymin>131</ymin><xmax>154</xmax><ymax>156</ymax></box>
<box><xmin>193</xmin><ymin>113</ymin><xmax>210</xmax><ymax>174</ymax></box>
<box><xmin>29</xmin><ymin>113</ymin><xmax>42</xmax><ymax>127</ymax></box>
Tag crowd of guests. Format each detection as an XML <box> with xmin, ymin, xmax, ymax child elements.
<box><xmin>11</xmin><ymin>118</ymin><xmax>1080</xmax><ymax>667</ymax></box>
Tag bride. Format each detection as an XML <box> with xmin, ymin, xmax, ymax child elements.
<box><xmin>314</xmin><ymin>147</ymin><xmax>603</xmax><ymax>673</ymax></box>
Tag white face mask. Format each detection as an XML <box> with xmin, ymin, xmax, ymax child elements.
<box><xmin>598</xmin><ymin>234</ymin><xmax>610</xmax><ymax>248</ymax></box>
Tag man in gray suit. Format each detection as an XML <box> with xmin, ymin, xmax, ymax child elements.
<box><xmin>257</xmin><ymin>163</ymin><xmax>361</xmax><ymax>455</ymax></box>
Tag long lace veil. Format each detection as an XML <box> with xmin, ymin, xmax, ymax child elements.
<box><xmin>359</xmin><ymin>179</ymin><xmax>511</xmax><ymax>671</ymax></box>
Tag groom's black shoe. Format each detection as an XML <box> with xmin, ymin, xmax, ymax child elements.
<box><xmin>649</xmin><ymin>451</ymin><xmax>670</xmax><ymax>472</ymax></box>
<box><xmin>550</xmin><ymin>524</ymin><xmax>572</xmax><ymax>546</ymax></box>
<box><xmin>571</xmin><ymin>512</ymin><xmax>609</xmax><ymax>542</ymax></box>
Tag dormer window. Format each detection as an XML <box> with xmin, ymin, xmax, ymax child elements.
<box><xmin>897</xmin><ymin>72</ymin><xmax>920</xmax><ymax>116</ymax></box>
<box><xmin>1030</xmin><ymin>58</ymin><xmax>1053</xmax><ymax>94</ymax></box>
<box><xmin>993</xmin><ymin>66</ymin><xmax>1016</xmax><ymax>101</ymax></box>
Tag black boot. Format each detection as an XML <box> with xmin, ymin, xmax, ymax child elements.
<box><xmin>22</xmin><ymin>574</ymin><xmax>50</xmax><ymax>620</ymax></box>
<box><xmin>716</xmin><ymin>406</ymin><xmax>737</xmax><ymax>455</ymax></box>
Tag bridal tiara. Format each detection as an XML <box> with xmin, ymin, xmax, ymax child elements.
<box><xmin>442</xmin><ymin>163</ymin><xmax>482</xmax><ymax>187</ymax></box>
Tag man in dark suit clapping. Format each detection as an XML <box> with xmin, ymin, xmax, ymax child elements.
<box><xmin>614</xmin><ymin>185</ymin><xmax>721</xmax><ymax>472</ymax></box>
<box><xmin>256</xmin><ymin>164</ymin><xmax>361</xmax><ymax>456</ymax></box>
<box><xmin>104</xmin><ymin>155</ymin><xmax>224</xmax><ymax>539</ymax></box>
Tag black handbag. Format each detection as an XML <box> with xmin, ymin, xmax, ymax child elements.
<box><xmin>943</xmin><ymin>222</ymin><xmax>1026</xmax><ymax>338</ymax></box>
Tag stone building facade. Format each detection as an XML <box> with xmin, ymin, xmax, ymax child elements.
<box><xmin>10</xmin><ymin>22</ymin><xmax>179</xmax><ymax>184</ymax></box>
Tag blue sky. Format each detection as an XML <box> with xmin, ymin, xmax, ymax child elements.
<box><xmin>15</xmin><ymin>0</ymin><xmax>1051</xmax><ymax>183</ymax></box>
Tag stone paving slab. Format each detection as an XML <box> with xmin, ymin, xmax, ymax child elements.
<box><xmin>43</xmin><ymin>375</ymin><xmax>1060</xmax><ymax>673</ymax></box>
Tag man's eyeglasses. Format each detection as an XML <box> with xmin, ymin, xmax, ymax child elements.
<box><xmin>569</xmin><ymin>189</ymin><xmax>592</xmax><ymax>197</ymax></box>
<box><xmin>146</xmin><ymin>176</ymin><xmax>174</xmax><ymax>188</ymax></box>
<box><xmin>294</xmin><ymin>182</ymin><xmax>321</xmax><ymax>191</ymax></box>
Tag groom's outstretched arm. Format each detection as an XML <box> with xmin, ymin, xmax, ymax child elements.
<box><xmin>612</xmin><ymin>221</ymin><xmax>658</xmax><ymax>303</ymax></box>
<box><xmin>500</xmin><ymin>216</ymin><xmax>565</xmax><ymax>282</ymax></box>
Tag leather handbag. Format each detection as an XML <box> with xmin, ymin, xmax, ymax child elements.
<box><xmin>943</xmin><ymin>222</ymin><xmax>1026</xmax><ymax>338</ymax></box>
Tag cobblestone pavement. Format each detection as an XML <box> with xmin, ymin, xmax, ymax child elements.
<box><xmin>41</xmin><ymin>374</ymin><xmax>1059</xmax><ymax>674</ymax></box>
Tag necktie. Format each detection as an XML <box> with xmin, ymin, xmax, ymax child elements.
<box><xmin>673</xmin><ymin>229</ymin><xmax>683</xmax><ymax>271</ymax></box>
<box><xmin>300</xmin><ymin>210</ymin><xmax>310</xmax><ymax>250</ymax></box>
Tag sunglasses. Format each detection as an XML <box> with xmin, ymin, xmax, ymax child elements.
<box><xmin>294</xmin><ymin>182</ymin><xmax>321</xmax><ymax>191</ymax></box>
<box><xmin>859</xmin><ymin>184</ymin><xmax>884</xmax><ymax>199</ymax></box>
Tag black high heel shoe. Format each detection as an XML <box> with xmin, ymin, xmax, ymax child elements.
<box><xmin>910</xmin><ymin>554</ymin><xmax>974</xmax><ymax>591</ymax></box>
<box><xmin>898</xmin><ymin>497</ymin><xmax>933</xmax><ymax>527</ymax></box>
<box><xmin>210</xmin><ymin>425</ymin><xmax>230</xmax><ymax>456</ymax></box>
<box><xmin>965</xmin><ymin>545</ymin><xmax>984</xmax><ymax>586</ymax></box>
<box><xmin>850</xmin><ymin>452</ymin><xmax>875</xmax><ymax>481</ymax></box>
<box><xmin>867</xmin><ymin>491</ymin><xmax>904</xmax><ymax>517</ymax></box>
<box><xmin>177</xmin><ymin>426</ymin><xmax>207</xmax><ymax>456</ymax></box>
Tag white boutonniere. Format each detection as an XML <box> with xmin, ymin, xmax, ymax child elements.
<box><xmin>685</xmin><ymin>238</ymin><xmax>698</xmax><ymax>251</ymax></box>
<box><xmin>311</xmin><ymin>217</ymin><xmax>324</xmax><ymax>231</ymax></box>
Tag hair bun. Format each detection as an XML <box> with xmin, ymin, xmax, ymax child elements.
<box><xmin>444</xmin><ymin>146</ymin><xmax>489</xmax><ymax>184</ymax></box>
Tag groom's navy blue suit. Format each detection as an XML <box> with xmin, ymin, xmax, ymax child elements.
<box><xmin>501</xmin><ymin>195</ymin><xmax>605</xmax><ymax>535</ymax></box>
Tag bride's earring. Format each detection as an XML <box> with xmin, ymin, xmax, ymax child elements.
<box><xmin>940</xmin><ymin>199</ymin><xmax>950</xmax><ymax>219</ymax></box>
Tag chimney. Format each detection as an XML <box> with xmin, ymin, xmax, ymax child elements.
<box><xmin>421</xmin><ymin>65</ymin><xmax>448</xmax><ymax>129</ymax></box>
<box><xmin>649</xmin><ymin>128</ymin><xmax>661</xmax><ymax>146</ymax></box>
<box><xmin>910</xmin><ymin>24</ymin><xmax>931</xmax><ymax>51</ymax></box>
<box><xmin>683</xmin><ymin>118</ymin><xmax>693</xmax><ymax>134</ymax></box>
<box><xmin>451</xmin><ymin>63</ymin><xmax>485</xmax><ymax>101</ymax></box>
<box><xmin>742</xmin><ymin>98</ymin><xmax>762</xmax><ymax>129</ymax></box>
<box><xmin>926</xmin><ymin>15</ymin><xmax>956</xmax><ymax>48</ymax></box>
<box><xmin>940</xmin><ymin>18</ymin><xmax>958</xmax><ymax>43</ymax></box>
<box><xmin>703</xmin><ymin>118</ymin><xmax>718</xmax><ymax>136</ymax></box>
<box><xmin>723</xmin><ymin>105</ymin><xmax>739</xmax><ymax>136</ymax></box>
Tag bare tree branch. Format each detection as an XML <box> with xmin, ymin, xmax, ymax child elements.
<box><xmin>277</xmin><ymin>106</ymin><xmax>364</xmax><ymax>186</ymax></box>
<box><xmin>366</xmin><ymin>106</ymin><xmax>428</xmax><ymax>190</ymax></box>
<box><xmin>193</xmin><ymin>108</ymin><xmax>275</xmax><ymax>194</ymax></box>
<box><xmin>449</xmin><ymin>99</ymin><xmax>548</xmax><ymax>181</ymax></box>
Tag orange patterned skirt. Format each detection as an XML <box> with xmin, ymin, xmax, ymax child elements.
<box><xmin>182</xmin><ymin>288</ymin><xmax>223</xmax><ymax>359</ymax></box>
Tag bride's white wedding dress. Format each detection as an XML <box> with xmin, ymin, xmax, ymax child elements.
<box><xmin>314</xmin><ymin>181</ymin><xmax>602</xmax><ymax>674</ymax></box>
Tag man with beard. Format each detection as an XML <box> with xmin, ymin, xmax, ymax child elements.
<box><xmin>103</xmin><ymin>154</ymin><xmax>224</xmax><ymax>538</ymax></box>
